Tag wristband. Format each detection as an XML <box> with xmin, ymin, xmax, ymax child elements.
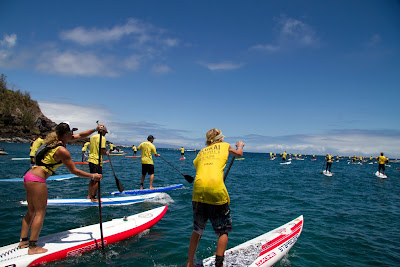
<box><xmin>237</xmin><ymin>145</ymin><xmax>244</xmax><ymax>148</ymax></box>
<box><xmin>94</xmin><ymin>128</ymin><xmax>96</xmax><ymax>132</ymax></box>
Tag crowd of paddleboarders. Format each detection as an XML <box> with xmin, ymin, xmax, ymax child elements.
<box><xmin>16</xmin><ymin>122</ymin><xmax>246</xmax><ymax>267</ymax></box>
<box><xmin>271</xmin><ymin>150</ymin><xmax>392</xmax><ymax>177</ymax></box>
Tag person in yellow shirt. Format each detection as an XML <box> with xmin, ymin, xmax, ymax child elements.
<box><xmin>29</xmin><ymin>135</ymin><xmax>44</xmax><ymax>165</ymax></box>
<box><xmin>81</xmin><ymin>141</ymin><xmax>90</xmax><ymax>162</ymax></box>
<box><xmin>282</xmin><ymin>151</ymin><xmax>287</xmax><ymax>162</ymax></box>
<box><xmin>138</xmin><ymin>135</ymin><xmax>160</xmax><ymax>190</ymax></box>
<box><xmin>180</xmin><ymin>146</ymin><xmax>185</xmax><ymax>159</ymax></box>
<box><xmin>378</xmin><ymin>152</ymin><xmax>387</xmax><ymax>175</ymax></box>
<box><xmin>325</xmin><ymin>153</ymin><xmax>333</xmax><ymax>173</ymax></box>
<box><xmin>187</xmin><ymin>129</ymin><xmax>244</xmax><ymax>267</ymax></box>
<box><xmin>132</xmin><ymin>144</ymin><xmax>137</xmax><ymax>156</ymax></box>
<box><xmin>87</xmin><ymin>127</ymin><xmax>108</xmax><ymax>202</ymax></box>
<box><xmin>19</xmin><ymin>122</ymin><xmax>104</xmax><ymax>255</ymax></box>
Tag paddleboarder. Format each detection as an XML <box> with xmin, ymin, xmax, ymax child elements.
<box><xmin>378</xmin><ymin>152</ymin><xmax>387</xmax><ymax>175</ymax></box>
<box><xmin>19</xmin><ymin>122</ymin><xmax>104</xmax><ymax>255</ymax></box>
<box><xmin>138</xmin><ymin>135</ymin><xmax>160</xmax><ymax>190</ymax></box>
<box><xmin>325</xmin><ymin>153</ymin><xmax>333</xmax><ymax>174</ymax></box>
<box><xmin>282</xmin><ymin>151</ymin><xmax>287</xmax><ymax>162</ymax></box>
<box><xmin>81</xmin><ymin>141</ymin><xmax>90</xmax><ymax>162</ymax></box>
<box><xmin>180</xmin><ymin>146</ymin><xmax>185</xmax><ymax>159</ymax></box>
<box><xmin>132</xmin><ymin>144</ymin><xmax>137</xmax><ymax>156</ymax></box>
<box><xmin>87</xmin><ymin>126</ymin><xmax>109</xmax><ymax>202</ymax></box>
<box><xmin>186</xmin><ymin>128</ymin><xmax>244</xmax><ymax>267</ymax></box>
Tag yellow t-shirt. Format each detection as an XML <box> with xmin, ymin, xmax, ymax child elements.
<box><xmin>192</xmin><ymin>142</ymin><xmax>230</xmax><ymax>205</ymax></box>
<box><xmin>181</xmin><ymin>147</ymin><xmax>185</xmax><ymax>153</ymax></box>
<box><xmin>326</xmin><ymin>155</ymin><xmax>333</xmax><ymax>163</ymax></box>
<box><xmin>29</xmin><ymin>138</ymin><xmax>44</xmax><ymax>157</ymax></box>
<box><xmin>138</xmin><ymin>141</ymin><xmax>157</xmax><ymax>165</ymax></box>
<box><xmin>33</xmin><ymin>145</ymin><xmax>64</xmax><ymax>174</ymax></box>
<box><xmin>283</xmin><ymin>152</ymin><xmax>287</xmax><ymax>159</ymax></box>
<box><xmin>378</xmin><ymin>156</ymin><xmax>386</xmax><ymax>165</ymax></box>
<box><xmin>82</xmin><ymin>142</ymin><xmax>90</xmax><ymax>152</ymax></box>
<box><xmin>132</xmin><ymin>146</ymin><xmax>137</xmax><ymax>152</ymax></box>
<box><xmin>88</xmin><ymin>134</ymin><xmax>106</xmax><ymax>166</ymax></box>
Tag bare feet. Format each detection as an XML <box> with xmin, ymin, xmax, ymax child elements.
<box><xmin>28</xmin><ymin>246</ymin><xmax>48</xmax><ymax>255</ymax></box>
<box><xmin>18</xmin><ymin>241</ymin><xmax>29</xmax><ymax>249</ymax></box>
<box><xmin>149</xmin><ymin>186</ymin><xmax>155</xmax><ymax>189</ymax></box>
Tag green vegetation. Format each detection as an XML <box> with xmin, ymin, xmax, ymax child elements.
<box><xmin>0</xmin><ymin>74</ymin><xmax>38</xmax><ymax>130</ymax></box>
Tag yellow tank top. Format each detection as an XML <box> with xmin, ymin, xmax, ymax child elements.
<box><xmin>192</xmin><ymin>142</ymin><xmax>230</xmax><ymax>205</ymax></box>
<box><xmin>378</xmin><ymin>156</ymin><xmax>386</xmax><ymax>164</ymax></box>
<box><xmin>88</xmin><ymin>134</ymin><xmax>106</xmax><ymax>166</ymax></box>
<box><xmin>33</xmin><ymin>146</ymin><xmax>64</xmax><ymax>174</ymax></box>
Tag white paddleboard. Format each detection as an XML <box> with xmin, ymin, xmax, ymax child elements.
<box><xmin>0</xmin><ymin>206</ymin><xmax>167</xmax><ymax>267</ymax></box>
<box><xmin>201</xmin><ymin>215</ymin><xmax>303</xmax><ymax>267</ymax></box>
<box><xmin>280</xmin><ymin>161</ymin><xmax>291</xmax><ymax>165</ymax></box>
<box><xmin>375</xmin><ymin>171</ymin><xmax>387</xmax><ymax>179</ymax></box>
<box><xmin>11</xmin><ymin>158</ymin><xmax>30</xmax><ymax>160</ymax></box>
<box><xmin>322</xmin><ymin>170</ymin><xmax>333</xmax><ymax>177</ymax></box>
<box><xmin>20</xmin><ymin>192</ymin><xmax>161</xmax><ymax>206</ymax></box>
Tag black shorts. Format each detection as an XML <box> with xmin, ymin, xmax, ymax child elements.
<box><xmin>378</xmin><ymin>164</ymin><xmax>385</xmax><ymax>172</ymax></box>
<box><xmin>89</xmin><ymin>162</ymin><xmax>103</xmax><ymax>174</ymax></box>
<box><xmin>192</xmin><ymin>201</ymin><xmax>232</xmax><ymax>236</ymax></box>
<box><xmin>142</xmin><ymin>164</ymin><xmax>154</xmax><ymax>175</ymax></box>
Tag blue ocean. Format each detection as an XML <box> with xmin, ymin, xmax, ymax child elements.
<box><xmin>0</xmin><ymin>142</ymin><xmax>399</xmax><ymax>266</ymax></box>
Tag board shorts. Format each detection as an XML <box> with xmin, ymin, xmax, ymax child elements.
<box><xmin>89</xmin><ymin>162</ymin><xmax>103</xmax><ymax>174</ymax></box>
<box><xmin>192</xmin><ymin>201</ymin><xmax>232</xmax><ymax>236</ymax></box>
<box><xmin>378</xmin><ymin>164</ymin><xmax>385</xmax><ymax>172</ymax></box>
<box><xmin>24</xmin><ymin>172</ymin><xmax>46</xmax><ymax>183</ymax></box>
<box><xmin>142</xmin><ymin>164</ymin><xmax>154</xmax><ymax>175</ymax></box>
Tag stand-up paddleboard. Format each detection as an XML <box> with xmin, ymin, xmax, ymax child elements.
<box><xmin>109</xmin><ymin>153</ymin><xmax>127</xmax><ymax>156</ymax></box>
<box><xmin>179</xmin><ymin>157</ymin><xmax>186</xmax><ymax>160</ymax></box>
<box><xmin>11</xmin><ymin>158</ymin><xmax>30</xmax><ymax>160</ymax></box>
<box><xmin>235</xmin><ymin>158</ymin><xmax>245</xmax><ymax>161</ymax></box>
<box><xmin>311</xmin><ymin>159</ymin><xmax>317</xmax><ymax>161</ymax></box>
<box><xmin>74</xmin><ymin>160</ymin><xmax>109</xmax><ymax>165</ymax></box>
<box><xmin>375</xmin><ymin>171</ymin><xmax>387</xmax><ymax>179</ymax></box>
<box><xmin>201</xmin><ymin>215</ymin><xmax>303</xmax><ymax>267</ymax></box>
<box><xmin>0</xmin><ymin>173</ymin><xmax>78</xmax><ymax>182</ymax></box>
<box><xmin>21</xmin><ymin>192</ymin><xmax>161</xmax><ymax>206</ymax></box>
<box><xmin>0</xmin><ymin>206</ymin><xmax>167</xmax><ymax>267</ymax></box>
<box><xmin>111</xmin><ymin>184</ymin><xmax>183</xmax><ymax>195</ymax></box>
<box><xmin>125</xmin><ymin>155</ymin><xmax>141</xmax><ymax>158</ymax></box>
<box><xmin>280</xmin><ymin>161</ymin><xmax>291</xmax><ymax>165</ymax></box>
<box><xmin>322</xmin><ymin>170</ymin><xmax>333</xmax><ymax>177</ymax></box>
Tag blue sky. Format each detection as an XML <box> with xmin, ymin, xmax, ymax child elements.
<box><xmin>1</xmin><ymin>0</ymin><xmax>399</xmax><ymax>157</ymax></box>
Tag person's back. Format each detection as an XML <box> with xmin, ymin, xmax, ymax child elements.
<box><xmin>138</xmin><ymin>141</ymin><xmax>156</xmax><ymax>164</ymax></box>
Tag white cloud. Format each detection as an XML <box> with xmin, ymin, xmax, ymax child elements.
<box><xmin>250</xmin><ymin>15</ymin><xmax>319</xmax><ymax>53</ymax></box>
<box><xmin>200</xmin><ymin>61</ymin><xmax>244</xmax><ymax>71</ymax></box>
<box><xmin>36</xmin><ymin>50</ymin><xmax>119</xmax><ymax>77</ymax></box>
<box><xmin>151</xmin><ymin>64</ymin><xmax>172</xmax><ymax>74</ymax></box>
<box><xmin>0</xmin><ymin>34</ymin><xmax>17</xmax><ymax>48</ymax></box>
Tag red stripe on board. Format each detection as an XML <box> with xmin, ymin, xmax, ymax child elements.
<box><xmin>258</xmin><ymin>219</ymin><xmax>303</xmax><ymax>258</ymax></box>
<box><xmin>28</xmin><ymin>206</ymin><xmax>167</xmax><ymax>266</ymax></box>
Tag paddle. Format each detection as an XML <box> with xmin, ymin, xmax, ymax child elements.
<box><xmin>159</xmin><ymin>155</ymin><xmax>194</xmax><ymax>183</ymax></box>
<box><xmin>107</xmin><ymin>154</ymin><xmax>124</xmax><ymax>192</ymax></box>
<box><xmin>20</xmin><ymin>166</ymin><xmax>32</xmax><ymax>178</ymax></box>
<box><xmin>96</xmin><ymin>123</ymin><xmax>105</xmax><ymax>251</ymax></box>
<box><xmin>224</xmin><ymin>156</ymin><xmax>236</xmax><ymax>182</ymax></box>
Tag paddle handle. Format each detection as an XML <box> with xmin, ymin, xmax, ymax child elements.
<box><xmin>97</xmin><ymin>127</ymin><xmax>105</xmax><ymax>251</ymax></box>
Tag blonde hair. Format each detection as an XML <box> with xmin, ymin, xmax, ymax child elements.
<box><xmin>44</xmin><ymin>131</ymin><xmax>59</xmax><ymax>147</ymax></box>
<box><xmin>205</xmin><ymin>128</ymin><xmax>224</xmax><ymax>146</ymax></box>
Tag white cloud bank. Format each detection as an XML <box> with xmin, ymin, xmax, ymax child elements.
<box><xmin>39</xmin><ymin>102</ymin><xmax>400</xmax><ymax>158</ymax></box>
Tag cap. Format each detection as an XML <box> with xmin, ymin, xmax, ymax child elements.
<box><xmin>56</xmin><ymin>122</ymin><xmax>78</xmax><ymax>135</ymax></box>
<box><xmin>147</xmin><ymin>135</ymin><xmax>155</xmax><ymax>141</ymax></box>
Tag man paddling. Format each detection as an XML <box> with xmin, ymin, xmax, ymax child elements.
<box><xmin>87</xmin><ymin>126</ymin><xmax>108</xmax><ymax>202</ymax></box>
<box><xmin>378</xmin><ymin>152</ymin><xmax>387</xmax><ymax>175</ymax></box>
<box><xmin>187</xmin><ymin>129</ymin><xmax>244</xmax><ymax>267</ymax></box>
<box><xmin>325</xmin><ymin>153</ymin><xmax>333</xmax><ymax>174</ymax></box>
<box><xmin>138</xmin><ymin>135</ymin><xmax>160</xmax><ymax>190</ymax></box>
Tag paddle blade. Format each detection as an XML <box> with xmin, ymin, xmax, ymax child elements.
<box><xmin>116</xmin><ymin>178</ymin><xmax>124</xmax><ymax>192</ymax></box>
<box><xmin>184</xmin><ymin>174</ymin><xmax>194</xmax><ymax>183</ymax></box>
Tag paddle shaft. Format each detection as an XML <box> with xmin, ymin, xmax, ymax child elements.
<box><xmin>159</xmin><ymin>155</ymin><xmax>194</xmax><ymax>183</ymax></box>
<box><xmin>107</xmin><ymin>154</ymin><xmax>124</xmax><ymax>192</ymax></box>
<box><xmin>224</xmin><ymin>156</ymin><xmax>236</xmax><ymax>181</ymax></box>
<box><xmin>97</xmin><ymin>131</ymin><xmax>105</xmax><ymax>251</ymax></box>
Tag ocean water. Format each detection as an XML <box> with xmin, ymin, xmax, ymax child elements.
<box><xmin>0</xmin><ymin>142</ymin><xmax>399</xmax><ymax>267</ymax></box>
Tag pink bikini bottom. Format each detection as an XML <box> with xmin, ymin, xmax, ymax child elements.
<box><xmin>24</xmin><ymin>172</ymin><xmax>46</xmax><ymax>183</ymax></box>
